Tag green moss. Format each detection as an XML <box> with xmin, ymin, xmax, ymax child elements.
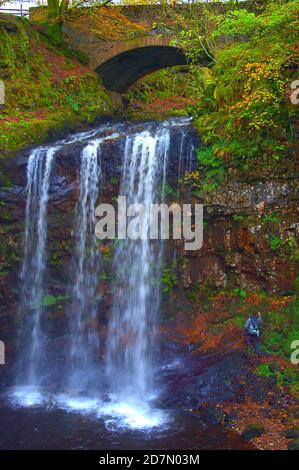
<box><xmin>256</xmin><ymin>363</ymin><xmax>299</xmax><ymax>397</ymax></box>
<box><xmin>233</xmin><ymin>314</ymin><xmax>245</xmax><ymax>328</ymax></box>
<box><xmin>0</xmin><ymin>14</ymin><xmax>114</xmax><ymax>156</ymax></box>
<box><xmin>256</xmin><ymin>363</ymin><xmax>272</xmax><ymax>378</ymax></box>
<box><xmin>261</xmin><ymin>295</ymin><xmax>299</xmax><ymax>359</ymax></box>
<box><xmin>36</xmin><ymin>294</ymin><xmax>70</xmax><ymax>308</ymax></box>
<box><xmin>99</xmin><ymin>271</ymin><xmax>113</xmax><ymax>281</ymax></box>
<box><xmin>161</xmin><ymin>266</ymin><xmax>177</xmax><ymax>294</ymax></box>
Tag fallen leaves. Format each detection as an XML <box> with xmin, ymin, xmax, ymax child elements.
<box><xmin>221</xmin><ymin>397</ymin><xmax>299</xmax><ymax>450</ymax></box>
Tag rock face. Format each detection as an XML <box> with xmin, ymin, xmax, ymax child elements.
<box><xmin>157</xmin><ymin>351</ymin><xmax>248</xmax><ymax>408</ymax></box>
<box><xmin>177</xmin><ymin>177</ymin><xmax>298</xmax><ymax>294</ymax></box>
<box><xmin>155</xmin><ymin>347</ymin><xmax>279</xmax><ymax>410</ymax></box>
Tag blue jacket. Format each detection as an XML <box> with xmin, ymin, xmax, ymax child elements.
<box><xmin>244</xmin><ymin>316</ymin><xmax>261</xmax><ymax>336</ymax></box>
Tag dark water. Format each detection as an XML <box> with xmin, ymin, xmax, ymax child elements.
<box><xmin>0</xmin><ymin>398</ymin><xmax>253</xmax><ymax>450</ymax></box>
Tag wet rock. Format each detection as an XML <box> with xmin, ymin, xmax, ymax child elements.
<box><xmin>247</xmin><ymin>376</ymin><xmax>268</xmax><ymax>403</ymax></box>
<box><xmin>288</xmin><ymin>439</ymin><xmax>299</xmax><ymax>451</ymax></box>
<box><xmin>261</xmin><ymin>408</ymin><xmax>272</xmax><ymax>419</ymax></box>
<box><xmin>269</xmin><ymin>362</ymin><xmax>281</xmax><ymax>373</ymax></box>
<box><xmin>236</xmin><ymin>391</ymin><xmax>246</xmax><ymax>404</ymax></box>
<box><xmin>204</xmin><ymin>180</ymin><xmax>298</xmax><ymax>216</ymax></box>
<box><xmin>285</xmin><ymin>427</ymin><xmax>299</xmax><ymax>439</ymax></box>
<box><xmin>202</xmin><ymin>407</ymin><xmax>225</xmax><ymax>426</ymax></box>
<box><xmin>193</xmin><ymin>352</ymin><xmax>246</xmax><ymax>403</ymax></box>
<box><xmin>242</xmin><ymin>424</ymin><xmax>265</xmax><ymax>440</ymax></box>
<box><xmin>288</xmin><ymin>407</ymin><xmax>299</xmax><ymax>419</ymax></box>
<box><xmin>267</xmin><ymin>375</ymin><xmax>277</xmax><ymax>389</ymax></box>
<box><xmin>224</xmin><ymin>410</ymin><xmax>238</xmax><ymax>428</ymax></box>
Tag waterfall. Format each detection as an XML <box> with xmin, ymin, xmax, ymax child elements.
<box><xmin>12</xmin><ymin>118</ymin><xmax>194</xmax><ymax>429</ymax></box>
<box><xmin>67</xmin><ymin>139</ymin><xmax>102</xmax><ymax>393</ymax></box>
<box><xmin>106</xmin><ymin>125</ymin><xmax>170</xmax><ymax>403</ymax></box>
<box><xmin>17</xmin><ymin>146</ymin><xmax>58</xmax><ymax>388</ymax></box>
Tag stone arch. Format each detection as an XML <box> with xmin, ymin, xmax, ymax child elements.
<box><xmin>95</xmin><ymin>43</ymin><xmax>189</xmax><ymax>93</ymax></box>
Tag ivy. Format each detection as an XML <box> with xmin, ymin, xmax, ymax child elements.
<box><xmin>161</xmin><ymin>267</ymin><xmax>177</xmax><ymax>294</ymax></box>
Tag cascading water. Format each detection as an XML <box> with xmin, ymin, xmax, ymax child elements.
<box><xmin>106</xmin><ymin>126</ymin><xmax>170</xmax><ymax>407</ymax></box>
<box><xmin>11</xmin><ymin>118</ymin><xmax>196</xmax><ymax>430</ymax></box>
<box><xmin>16</xmin><ymin>146</ymin><xmax>58</xmax><ymax>396</ymax></box>
<box><xmin>67</xmin><ymin>139</ymin><xmax>102</xmax><ymax>393</ymax></box>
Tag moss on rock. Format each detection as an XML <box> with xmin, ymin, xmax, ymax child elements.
<box><xmin>0</xmin><ymin>14</ymin><xmax>114</xmax><ymax>156</ymax></box>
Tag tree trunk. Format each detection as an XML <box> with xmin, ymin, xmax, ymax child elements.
<box><xmin>47</xmin><ymin>0</ymin><xmax>60</xmax><ymax>19</ymax></box>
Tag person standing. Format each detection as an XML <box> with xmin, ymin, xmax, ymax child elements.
<box><xmin>244</xmin><ymin>312</ymin><xmax>262</xmax><ymax>356</ymax></box>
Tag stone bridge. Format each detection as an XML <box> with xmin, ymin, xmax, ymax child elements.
<box><xmin>31</xmin><ymin>5</ymin><xmax>210</xmax><ymax>93</ymax></box>
<box><xmin>94</xmin><ymin>38</ymin><xmax>189</xmax><ymax>94</ymax></box>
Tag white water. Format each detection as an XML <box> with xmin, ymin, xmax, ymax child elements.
<box><xmin>106</xmin><ymin>126</ymin><xmax>170</xmax><ymax>404</ymax></box>
<box><xmin>17</xmin><ymin>146</ymin><xmax>58</xmax><ymax>387</ymax></box>
<box><xmin>67</xmin><ymin>139</ymin><xmax>102</xmax><ymax>393</ymax></box>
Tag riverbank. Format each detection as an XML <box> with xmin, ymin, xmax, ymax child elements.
<box><xmin>158</xmin><ymin>292</ymin><xmax>299</xmax><ymax>450</ymax></box>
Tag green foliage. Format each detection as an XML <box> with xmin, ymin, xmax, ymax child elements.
<box><xmin>262</xmin><ymin>213</ymin><xmax>281</xmax><ymax>224</ymax></box>
<box><xmin>65</xmin><ymin>94</ymin><xmax>79</xmax><ymax>113</ymax></box>
<box><xmin>123</xmin><ymin>66</ymin><xmax>193</xmax><ymax>119</ymax></box>
<box><xmin>256</xmin><ymin>363</ymin><xmax>299</xmax><ymax>396</ymax></box>
<box><xmin>262</xmin><ymin>295</ymin><xmax>299</xmax><ymax>359</ymax></box>
<box><xmin>0</xmin><ymin>15</ymin><xmax>113</xmax><ymax>155</ymax></box>
<box><xmin>267</xmin><ymin>231</ymin><xmax>297</xmax><ymax>254</ymax></box>
<box><xmin>196</xmin><ymin>145</ymin><xmax>225</xmax><ymax>192</ymax></box>
<box><xmin>161</xmin><ymin>266</ymin><xmax>177</xmax><ymax>294</ymax></box>
<box><xmin>163</xmin><ymin>0</ymin><xmax>299</xmax><ymax>169</ymax></box>
<box><xmin>291</xmin><ymin>249</ymin><xmax>299</xmax><ymax>262</ymax></box>
<box><xmin>234</xmin><ymin>314</ymin><xmax>245</xmax><ymax>328</ymax></box>
<box><xmin>233</xmin><ymin>214</ymin><xmax>245</xmax><ymax>223</ymax></box>
<box><xmin>38</xmin><ymin>293</ymin><xmax>70</xmax><ymax>307</ymax></box>
<box><xmin>163</xmin><ymin>182</ymin><xmax>179</xmax><ymax>200</ymax></box>
<box><xmin>99</xmin><ymin>271</ymin><xmax>113</xmax><ymax>281</ymax></box>
<box><xmin>232</xmin><ymin>288</ymin><xmax>247</xmax><ymax>299</ymax></box>
<box><xmin>268</xmin><ymin>234</ymin><xmax>283</xmax><ymax>251</ymax></box>
<box><xmin>256</xmin><ymin>363</ymin><xmax>272</xmax><ymax>378</ymax></box>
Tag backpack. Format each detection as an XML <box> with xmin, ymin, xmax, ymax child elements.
<box><xmin>246</xmin><ymin>317</ymin><xmax>260</xmax><ymax>336</ymax></box>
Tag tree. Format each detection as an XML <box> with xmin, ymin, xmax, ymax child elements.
<box><xmin>47</xmin><ymin>0</ymin><xmax>114</xmax><ymax>20</ymax></box>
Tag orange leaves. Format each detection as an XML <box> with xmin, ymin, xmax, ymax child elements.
<box><xmin>221</xmin><ymin>397</ymin><xmax>298</xmax><ymax>450</ymax></box>
<box><xmin>244</xmin><ymin>292</ymin><xmax>263</xmax><ymax>307</ymax></box>
<box><xmin>168</xmin><ymin>310</ymin><xmax>242</xmax><ymax>355</ymax></box>
<box><xmin>136</xmin><ymin>95</ymin><xmax>192</xmax><ymax>115</ymax></box>
<box><xmin>269</xmin><ymin>297</ymin><xmax>292</xmax><ymax>309</ymax></box>
<box><xmin>163</xmin><ymin>289</ymin><xmax>295</xmax><ymax>359</ymax></box>
<box><xmin>65</xmin><ymin>6</ymin><xmax>146</xmax><ymax>42</ymax></box>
